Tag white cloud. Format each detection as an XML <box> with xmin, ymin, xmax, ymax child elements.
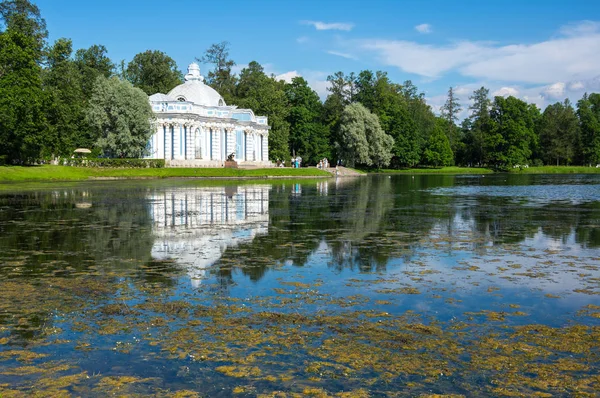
<box><xmin>326</xmin><ymin>50</ymin><xmax>357</xmax><ymax>60</ymax></box>
<box><xmin>297</xmin><ymin>36</ymin><xmax>309</xmax><ymax>44</ymax></box>
<box><xmin>275</xmin><ymin>71</ymin><xmax>301</xmax><ymax>83</ymax></box>
<box><xmin>355</xmin><ymin>21</ymin><xmax>600</xmax><ymax>85</ymax></box>
<box><xmin>415</xmin><ymin>23</ymin><xmax>432</xmax><ymax>34</ymax></box>
<box><xmin>568</xmin><ymin>81</ymin><xmax>585</xmax><ymax>90</ymax></box>
<box><xmin>559</xmin><ymin>20</ymin><xmax>600</xmax><ymax>36</ymax></box>
<box><xmin>493</xmin><ymin>87</ymin><xmax>520</xmax><ymax>97</ymax></box>
<box><xmin>301</xmin><ymin>20</ymin><xmax>354</xmax><ymax>31</ymax></box>
<box><xmin>541</xmin><ymin>82</ymin><xmax>566</xmax><ymax>99</ymax></box>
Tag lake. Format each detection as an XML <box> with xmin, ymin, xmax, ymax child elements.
<box><xmin>0</xmin><ymin>174</ymin><xmax>599</xmax><ymax>397</ymax></box>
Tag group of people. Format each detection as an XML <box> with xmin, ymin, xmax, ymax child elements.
<box><xmin>317</xmin><ymin>158</ymin><xmax>330</xmax><ymax>169</ymax></box>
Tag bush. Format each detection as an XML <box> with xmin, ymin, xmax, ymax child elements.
<box><xmin>0</xmin><ymin>155</ymin><xmax>6</xmax><ymax>166</ymax></box>
<box><xmin>61</xmin><ymin>158</ymin><xmax>165</xmax><ymax>168</ymax></box>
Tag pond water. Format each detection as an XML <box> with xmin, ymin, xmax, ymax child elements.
<box><xmin>0</xmin><ymin>174</ymin><xmax>599</xmax><ymax>397</ymax></box>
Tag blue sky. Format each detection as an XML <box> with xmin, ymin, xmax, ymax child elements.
<box><xmin>36</xmin><ymin>0</ymin><xmax>600</xmax><ymax>116</ymax></box>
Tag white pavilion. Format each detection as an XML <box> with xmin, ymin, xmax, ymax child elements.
<box><xmin>146</xmin><ymin>63</ymin><xmax>271</xmax><ymax>167</ymax></box>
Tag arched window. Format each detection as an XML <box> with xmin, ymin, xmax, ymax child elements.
<box><xmin>177</xmin><ymin>97</ymin><xmax>186</xmax><ymax>102</ymax></box>
<box><xmin>218</xmin><ymin>99</ymin><xmax>224</xmax><ymax>106</ymax></box>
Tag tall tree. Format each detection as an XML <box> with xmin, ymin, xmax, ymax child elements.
<box><xmin>0</xmin><ymin>0</ymin><xmax>46</xmax><ymax>54</ymax></box>
<box><xmin>43</xmin><ymin>38</ymin><xmax>88</xmax><ymax>157</ymax></box>
<box><xmin>85</xmin><ymin>76</ymin><xmax>154</xmax><ymax>158</ymax></box>
<box><xmin>337</xmin><ymin>102</ymin><xmax>393</xmax><ymax>168</ymax></box>
<box><xmin>285</xmin><ymin>76</ymin><xmax>330</xmax><ymax>165</ymax></box>
<box><xmin>0</xmin><ymin>0</ymin><xmax>47</xmax><ymax>163</ymax></box>
<box><xmin>234</xmin><ymin>61</ymin><xmax>289</xmax><ymax>161</ymax></box>
<box><xmin>577</xmin><ymin>93</ymin><xmax>600</xmax><ymax>165</ymax></box>
<box><xmin>126</xmin><ymin>50</ymin><xmax>183</xmax><ymax>95</ymax></box>
<box><xmin>440</xmin><ymin>86</ymin><xmax>462</xmax><ymax>153</ymax></box>
<box><xmin>488</xmin><ymin>96</ymin><xmax>539</xmax><ymax>168</ymax></box>
<box><xmin>538</xmin><ymin>99</ymin><xmax>580</xmax><ymax>165</ymax></box>
<box><xmin>423</xmin><ymin>118</ymin><xmax>454</xmax><ymax>167</ymax></box>
<box><xmin>198</xmin><ymin>41</ymin><xmax>237</xmax><ymax>103</ymax></box>
<box><xmin>75</xmin><ymin>44</ymin><xmax>114</xmax><ymax>99</ymax></box>
<box><xmin>466</xmin><ymin>86</ymin><xmax>491</xmax><ymax>166</ymax></box>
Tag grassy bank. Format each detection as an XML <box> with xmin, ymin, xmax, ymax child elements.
<box><xmin>509</xmin><ymin>166</ymin><xmax>600</xmax><ymax>174</ymax></box>
<box><xmin>0</xmin><ymin>165</ymin><xmax>332</xmax><ymax>183</ymax></box>
<box><xmin>366</xmin><ymin>166</ymin><xmax>494</xmax><ymax>174</ymax></box>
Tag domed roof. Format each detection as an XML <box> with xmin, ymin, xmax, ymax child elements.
<box><xmin>167</xmin><ymin>63</ymin><xmax>226</xmax><ymax>107</ymax></box>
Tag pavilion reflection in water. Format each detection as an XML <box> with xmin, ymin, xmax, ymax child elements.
<box><xmin>148</xmin><ymin>185</ymin><xmax>270</xmax><ymax>286</ymax></box>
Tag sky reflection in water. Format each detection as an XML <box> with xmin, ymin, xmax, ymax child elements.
<box><xmin>0</xmin><ymin>174</ymin><xmax>599</xmax><ymax>396</ymax></box>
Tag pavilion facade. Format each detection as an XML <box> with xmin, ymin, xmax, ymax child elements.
<box><xmin>145</xmin><ymin>63</ymin><xmax>271</xmax><ymax>167</ymax></box>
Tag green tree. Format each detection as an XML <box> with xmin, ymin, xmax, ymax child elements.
<box><xmin>198</xmin><ymin>41</ymin><xmax>237</xmax><ymax>103</ymax></box>
<box><xmin>423</xmin><ymin>119</ymin><xmax>454</xmax><ymax>166</ymax></box>
<box><xmin>126</xmin><ymin>50</ymin><xmax>183</xmax><ymax>95</ymax></box>
<box><xmin>85</xmin><ymin>76</ymin><xmax>154</xmax><ymax>158</ymax></box>
<box><xmin>0</xmin><ymin>0</ymin><xmax>47</xmax><ymax>163</ymax></box>
<box><xmin>43</xmin><ymin>38</ymin><xmax>88</xmax><ymax>157</ymax></box>
<box><xmin>440</xmin><ymin>86</ymin><xmax>462</xmax><ymax>154</ymax></box>
<box><xmin>538</xmin><ymin>99</ymin><xmax>580</xmax><ymax>165</ymax></box>
<box><xmin>75</xmin><ymin>44</ymin><xmax>114</xmax><ymax>99</ymax></box>
<box><xmin>234</xmin><ymin>61</ymin><xmax>289</xmax><ymax>161</ymax></box>
<box><xmin>0</xmin><ymin>0</ymin><xmax>46</xmax><ymax>54</ymax></box>
<box><xmin>465</xmin><ymin>86</ymin><xmax>491</xmax><ymax>166</ymax></box>
<box><xmin>488</xmin><ymin>96</ymin><xmax>539</xmax><ymax>168</ymax></box>
<box><xmin>577</xmin><ymin>93</ymin><xmax>600</xmax><ymax>165</ymax></box>
<box><xmin>285</xmin><ymin>76</ymin><xmax>330</xmax><ymax>165</ymax></box>
<box><xmin>337</xmin><ymin>102</ymin><xmax>393</xmax><ymax>168</ymax></box>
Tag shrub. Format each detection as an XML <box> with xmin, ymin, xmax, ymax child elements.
<box><xmin>61</xmin><ymin>158</ymin><xmax>165</xmax><ymax>168</ymax></box>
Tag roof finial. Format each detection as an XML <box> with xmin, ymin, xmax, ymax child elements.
<box><xmin>184</xmin><ymin>63</ymin><xmax>204</xmax><ymax>82</ymax></box>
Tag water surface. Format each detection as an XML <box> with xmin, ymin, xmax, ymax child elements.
<box><xmin>1</xmin><ymin>174</ymin><xmax>599</xmax><ymax>396</ymax></box>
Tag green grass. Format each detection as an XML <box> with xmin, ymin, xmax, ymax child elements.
<box><xmin>0</xmin><ymin>165</ymin><xmax>332</xmax><ymax>183</ymax></box>
<box><xmin>509</xmin><ymin>166</ymin><xmax>600</xmax><ymax>174</ymax></box>
<box><xmin>365</xmin><ymin>166</ymin><xmax>494</xmax><ymax>174</ymax></box>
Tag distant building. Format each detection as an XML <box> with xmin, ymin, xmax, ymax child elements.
<box><xmin>146</xmin><ymin>63</ymin><xmax>270</xmax><ymax>166</ymax></box>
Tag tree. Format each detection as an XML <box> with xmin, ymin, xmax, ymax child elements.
<box><xmin>337</xmin><ymin>102</ymin><xmax>393</xmax><ymax>168</ymax></box>
<box><xmin>466</xmin><ymin>87</ymin><xmax>491</xmax><ymax>165</ymax></box>
<box><xmin>126</xmin><ymin>50</ymin><xmax>183</xmax><ymax>95</ymax></box>
<box><xmin>43</xmin><ymin>38</ymin><xmax>88</xmax><ymax>157</ymax></box>
<box><xmin>198</xmin><ymin>41</ymin><xmax>237</xmax><ymax>103</ymax></box>
<box><xmin>285</xmin><ymin>76</ymin><xmax>330</xmax><ymax>165</ymax></box>
<box><xmin>538</xmin><ymin>99</ymin><xmax>580</xmax><ymax>165</ymax></box>
<box><xmin>234</xmin><ymin>61</ymin><xmax>289</xmax><ymax>161</ymax></box>
<box><xmin>0</xmin><ymin>0</ymin><xmax>47</xmax><ymax>163</ymax></box>
<box><xmin>487</xmin><ymin>96</ymin><xmax>539</xmax><ymax>168</ymax></box>
<box><xmin>440</xmin><ymin>86</ymin><xmax>462</xmax><ymax>152</ymax></box>
<box><xmin>0</xmin><ymin>0</ymin><xmax>46</xmax><ymax>55</ymax></box>
<box><xmin>75</xmin><ymin>44</ymin><xmax>114</xmax><ymax>99</ymax></box>
<box><xmin>423</xmin><ymin>119</ymin><xmax>454</xmax><ymax>167</ymax></box>
<box><xmin>85</xmin><ymin>76</ymin><xmax>154</xmax><ymax>158</ymax></box>
<box><xmin>577</xmin><ymin>93</ymin><xmax>600</xmax><ymax>165</ymax></box>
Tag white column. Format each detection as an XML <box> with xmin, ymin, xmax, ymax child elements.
<box><xmin>212</xmin><ymin>126</ymin><xmax>220</xmax><ymax>160</ymax></box>
<box><xmin>227</xmin><ymin>128</ymin><xmax>235</xmax><ymax>159</ymax></box>
<box><xmin>263</xmin><ymin>133</ymin><xmax>269</xmax><ymax>162</ymax></box>
<box><xmin>164</xmin><ymin>123</ymin><xmax>172</xmax><ymax>160</ymax></box>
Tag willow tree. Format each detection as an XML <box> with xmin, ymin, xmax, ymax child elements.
<box><xmin>337</xmin><ymin>102</ymin><xmax>394</xmax><ymax>168</ymax></box>
<box><xmin>85</xmin><ymin>76</ymin><xmax>154</xmax><ymax>158</ymax></box>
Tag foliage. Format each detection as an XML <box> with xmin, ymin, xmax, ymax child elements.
<box><xmin>234</xmin><ymin>61</ymin><xmax>290</xmax><ymax>161</ymax></box>
<box><xmin>538</xmin><ymin>99</ymin><xmax>580</xmax><ymax>165</ymax></box>
<box><xmin>60</xmin><ymin>158</ymin><xmax>165</xmax><ymax>168</ymax></box>
<box><xmin>126</xmin><ymin>50</ymin><xmax>183</xmax><ymax>95</ymax></box>
<box><xmin>577</xmin><ymin>93</ymin><xmax>600</xmax><ymax>165</ymax></box>
<box><xmin>197</xmin><ymin>41</ymin><xmax>237</xmax><ymax>103</ymax></box>
<box><xmin>423</xmin><ymin>119</ymin><xmax>454</xmax><ymax>166</ymax></box>
<box><xmin>285</xmin><ymin>76</ymin><xmax>330</xmax><ymax>164</ymax></box>
<box><xmin>0</xmin><ymin>0</ymin><xmax>47</xmax><ymax>163</ymax></box>
<box><xmin>85</xmin><ymin>76</ymin><xmax>154</xmax><ymax>158</ymax></box>
<box><xmin>440</xmin><ymin>86</ymin><xmax>462</xmax><ymax>152</ymax></box>
<box><xmin>337</xmin><ymin>103</ymin><xmax>393</xmax><ymax>168</ymax></box>
<box><xmin>487</xmin><ymin>96</ymin><xmax>540</xmax><ymax>169</ymax></box>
